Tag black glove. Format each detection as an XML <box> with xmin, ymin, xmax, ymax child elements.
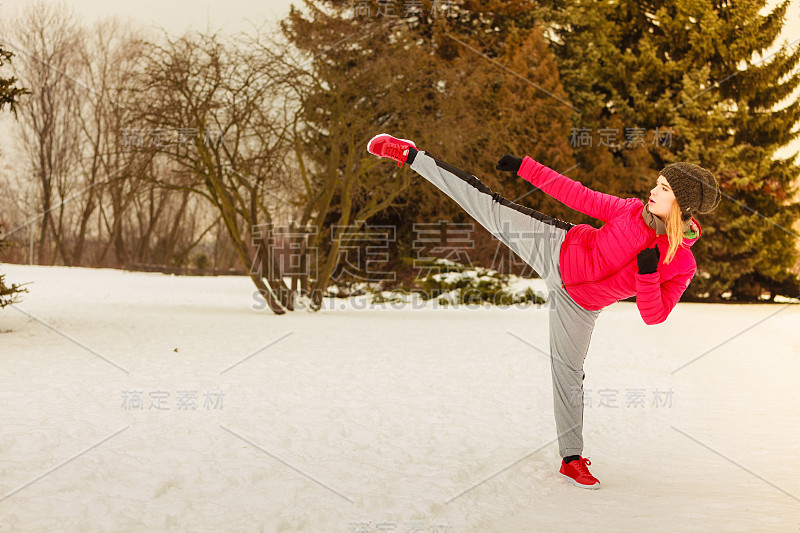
<box><xmin>637</xmin><ymin>245</ymin><xmax>661</xmax><ymax>275</ymax></box>
<box><xmin>496</xmin><ymin>154</ymin><xmax>523</xmax><ymax>173</ymax></box>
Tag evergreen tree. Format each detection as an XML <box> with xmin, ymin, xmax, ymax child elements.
<box><xmin>536</xmin><ymin>0</ymin><xmax>800</xmax><ymax>301</ymax></box>
<box><xmin>0</xmin><ymin>45</ymin><xmax>30</xmax><ymax>308</ymax></box>
<box><xmin>0</xmin><ymin>235</ymin><xmax>29</xmax><ymax>309</ymax></box>
<box><xmin>0</xmin><ymin>46</ymin><xmax>28</xmax><ymax>114</ymax></box>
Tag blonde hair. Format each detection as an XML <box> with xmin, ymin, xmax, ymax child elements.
<box><xmin>662</xmin><ymin>200</ymin><xmax>690</xmax><ymax>265</ymax></box>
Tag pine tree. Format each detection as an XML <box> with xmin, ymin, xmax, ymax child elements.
<box><xmin>0</xmin><ymin>46</ymin><xmax>28</xmax><ymax>114</ymax></box>
<box><xmin>537</xmin><ymin>0</ymin><xmax>800</xmax><ymax>301</ymax></box>
<box><xmin>0</xmin><ymin>238</ymin><xmax>29</xmax><ymax>309</ymax></box>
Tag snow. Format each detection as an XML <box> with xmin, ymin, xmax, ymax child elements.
<box><xmin>1</xmin><ymin>264</ymin><xmax>799</xmax><ymax>532</ymax></box>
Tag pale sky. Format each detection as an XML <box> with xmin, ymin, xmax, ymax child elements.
<box><xmin>1</xmin><ymin>0</ymin><xmax>799</xmax><ymax>157</ymax></box>
<box><xmin>0</xmin><ymin>0</ymin><xmax>300</xmax><ymax>36</ymax></box>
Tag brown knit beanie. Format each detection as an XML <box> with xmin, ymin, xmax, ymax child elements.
<box><xmin>659</xmin><ymin>162</ymin><xmax>722</xmax><ymax>221</ymax></box>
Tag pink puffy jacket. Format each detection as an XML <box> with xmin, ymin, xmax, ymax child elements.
<box><xmin>517</xmin><ymin>156</ymin><xmax>700</xmax><ymax>325</ymax></box>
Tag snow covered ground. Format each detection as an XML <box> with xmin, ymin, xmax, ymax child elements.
<box><xmin>1</xmin><ymin>264</ymin><xmax>799</xmax><ymax>533</ymax></box>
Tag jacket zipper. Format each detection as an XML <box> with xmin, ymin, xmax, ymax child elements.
<box><xmin>561</xmin><ymin>235</ymin><xmax>659</xmax><ymax>290</ymax></box>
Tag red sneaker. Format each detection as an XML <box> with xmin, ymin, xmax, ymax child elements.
<box><xmin>559</xmin><ymin>456</ymin><xmax>601</xmax><ymax>489</ymax></box>
<box><xmin>367</xmin><ymin>133</ymin><xmax>417</xmax><ymax>168</ymax></box>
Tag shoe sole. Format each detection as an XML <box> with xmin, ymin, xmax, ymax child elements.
<box><xmin>366</xmin><ymin>133</ymin><xmax>417</xmax><ymax>157</ymax></box>
<box><xmin>559</xmin><ymin>472</ymin><xmax>601</xmax><ymax>489</ymax></box>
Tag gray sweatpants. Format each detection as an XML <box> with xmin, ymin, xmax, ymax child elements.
<box><xmin>409</xmin><ymin>150</ymin><xmax>602</xmax><ymax>458</ymax></box>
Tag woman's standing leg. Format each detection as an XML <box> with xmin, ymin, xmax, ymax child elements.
<box><xmin>547</xmin><ymin>286</ymin><xmax>602</xmax><ymax>458</ymax></box>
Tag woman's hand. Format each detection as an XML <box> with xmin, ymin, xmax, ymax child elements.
<box><xmin>496</xmin><ymin>154</ymin><xmax>523</xmax><ymax>173</ymax></box>
<box><xmin>637</xmin><ymin>245</ymin><xmax>661</xmax><ymax>275</ymax></box>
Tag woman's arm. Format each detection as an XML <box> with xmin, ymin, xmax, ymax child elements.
<box><xmin>635</xmin><ymin>267</ymin><xmax>696</xmax><ymax>325</ymax></box>
<box><xmin>517</xmin><ymin>156</ymin><xmax>629</xmax><ymax>222</ymax></box>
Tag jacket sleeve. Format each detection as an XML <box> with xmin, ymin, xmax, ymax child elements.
<box><xmin>634</xmin><ymin>266</ymin><xmax>696</xmax><ymax>325</ymax></box>
<box><xmin>517</xmin><ymin>156</ymin><xmax>628</xmax><ymax>222</ymax></box>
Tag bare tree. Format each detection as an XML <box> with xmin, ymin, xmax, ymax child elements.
<box><xmin>4</xmin><ymin>6</ymin><xmax>213</xmax><ymax>269</ymax></box>
<box><xmin>75</xmin><ymin>18</ymin><xmax>210</xmax><ymax>269</ymax></box>
<box><xmin>134</xmin><ymin>28</ymin><xmax>299</xmax><ymax>313</ymax></box>
<box><xmin>3</xmin><ymin>1</ymin><xmax>89</xmax><ymax>264</ymax></box>
<box><xmin>70</xmin><ymin>16</ymin><xmax>141</xmax><ymax>266</ymax></box>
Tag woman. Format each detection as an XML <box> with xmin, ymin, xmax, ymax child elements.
<box><xmin>367</xmin><ymin>133</ymin><xmax>721</xmax><ymax>489</ymax></box>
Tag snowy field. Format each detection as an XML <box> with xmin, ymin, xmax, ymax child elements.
<box><xmin>1</xmin><ymin>264</ymin><xmax>799</xmax><ymax>533</ymax></box>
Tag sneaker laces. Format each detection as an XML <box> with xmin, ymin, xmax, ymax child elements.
<box><xmin>384</xmin><ymin>143</ymin><xmax>407</xmax><ymax>168</ymax></box>
<box><xmin>573</xmin><ymin>457</ymin><xmax>592</xmax><ymax>476</ymax></box>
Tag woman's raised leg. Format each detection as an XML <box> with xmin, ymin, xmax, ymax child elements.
<box><xmin>409</xmin><ymin>150</ymin><xmax>573</xmax><ymax>286</ymax></box>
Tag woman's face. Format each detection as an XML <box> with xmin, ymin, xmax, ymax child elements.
<box><xmin>649</xmin><ymin>175</ymin><xmax>677</xmax><ymax>219</ymax></box>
